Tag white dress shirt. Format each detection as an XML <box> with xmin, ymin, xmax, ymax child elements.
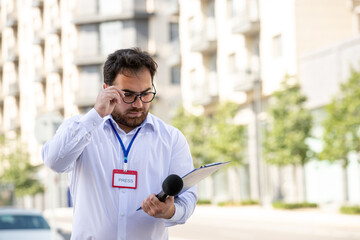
<box><xmin>42</xmin><ymin>108</ymin><xmax>197</xmax><ymax>240</ymax></box>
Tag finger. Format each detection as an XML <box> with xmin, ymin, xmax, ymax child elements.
<box><xmin>107</xmin><ymin>86</ymin><xmax>124</xmax><ymax>98</ymax></box>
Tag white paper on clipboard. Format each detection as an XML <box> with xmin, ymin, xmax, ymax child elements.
<box><xmin>178</xmin><ymin>161</ymin><xmax>231</xmax><ymax>195</ymax></box>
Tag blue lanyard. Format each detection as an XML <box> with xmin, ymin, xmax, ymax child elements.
<box><xmin>108</xmin><ymin>119</ymin><xmax>141</xmax><ymax>172</ymax></box>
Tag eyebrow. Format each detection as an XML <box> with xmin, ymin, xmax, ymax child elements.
<box><xmin>121</xmin><ymin>87</ymin><xmax>152</xmax><ymax>94</ymax></box>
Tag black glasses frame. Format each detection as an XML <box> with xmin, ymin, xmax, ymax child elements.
<box><xmin>122</xmin><ymin>84</ymin><xmax>157</xmax><ymax>104</ymax></box>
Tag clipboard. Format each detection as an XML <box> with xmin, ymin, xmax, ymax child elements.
<box><xmin>136</xmin><ymin>161</ymin><xmax>230</xmax><ymax>211</ymax></box>
<box><xmin>178</xmin><ymin>161</ymin><xmax>231</xmax><ymax>195</ymax></box>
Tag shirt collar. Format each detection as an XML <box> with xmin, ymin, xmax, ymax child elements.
<box><xmin>103</xmin><ymin>113</ymin><xmax>155</xmax><ymax>133</ymax></box>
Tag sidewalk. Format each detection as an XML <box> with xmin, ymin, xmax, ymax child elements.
<box><xmin>187</xmin><ymin>205</ymin><xmax>360</xmax><ymax>227</ymax></box>
<box><xmin>44</xmin><ymin>205</ymin><xmax>360</xmax><ymax>238</ymax></box>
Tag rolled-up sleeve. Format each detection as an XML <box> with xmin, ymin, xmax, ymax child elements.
<box><xmin>42</xmin><ymin>108</ymin><xmax>103</xmax><ymax>173</ymax></box>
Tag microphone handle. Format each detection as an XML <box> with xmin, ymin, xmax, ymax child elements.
<box><xmin>156</xmin><ymin>191</ymin><xmax>168</xmax><ymax>202</ymax></box>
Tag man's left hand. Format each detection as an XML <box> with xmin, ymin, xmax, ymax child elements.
<box><xmin>141</xmin><ymin>194</ymin><xmax>175</xmax><ymax>219</ymax></box>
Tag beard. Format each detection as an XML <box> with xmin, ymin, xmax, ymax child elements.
<box><xmin>111</xmin><ymin>107</ymin><xmax>148</xmax><ymax>129</ymax></box>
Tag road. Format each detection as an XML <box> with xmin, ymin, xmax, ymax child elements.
<box><xmin>53</xmin><ymin>205</ymin><xmax>360</xmax><ymax>240</ymax></box>
<box><xmin>169</xmin><ymin>206</ymin><xmax>360</xmax><ymax>240</ymax></box>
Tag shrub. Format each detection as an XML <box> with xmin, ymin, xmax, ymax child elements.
<box><xmin>340</xmin><ymin>205</ymin><xmax>360</xmax><ymax>215</ymax></box>
<box><xmin>217</xmin><ymin>200</ymin><xmax>259</xmax><ymax>207</ymax></box>
<box><xmin>272</xmin><ymin>202</ymin><xmax>318</xmax><ymax>209</ymax></box>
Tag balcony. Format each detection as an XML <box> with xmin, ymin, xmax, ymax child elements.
<box><xmin>5</xmin><ymin>12</ymin><xmax>18</xmax><ymax>28</ymax></box>
<box><xmin>8</xmin><ymin>82</ymin><xmax>19</xmax><ymax>97</ymax></box>
<box><xmin>73</xmin><ymin>55</ymin><xmax>105</xmax><ymax>66</ymax></box>
<box><xmin>232</xmin><ymin>0</ymin><xmax>260</xmax><ymax>36</ymax></box>
<box><xmin>48</xmin><ymin>59</ymin><xmax>63</xmax><ymax>74</ymax></box>
<box><xmin>32</xmin><ymin>0</ymin><xmax>43</xmax><ymax>8</ymax></box>
<box><xmin>33</xmin><ymin>29</ymin><xmax>45</xmax><ymax>45</ymax></box>
<box><xmin>190</xmin><ymin>18</ymin><xmax>217</xmax><ymax>53</ymax></box>
<box><xmin>34</xmin><ymin>67</ymin><xmax>46</xmax><ymax>83</ymax></box>
<box><xmin>233</xmin><ymin>69</ymin><xmax>260</xmax><ymax>92</ymax></box>
<box><xmin>74</xmin><ymin>96</ymin><xmax>96</xmax><ymax>108</ymax></box>
<box><xmin>7</xmin><ymin>48</ymin><xmax>19</xmax><ymax>62</ymax></box>
<box><xmin>167</xmin><ymin>0</ymin><xmax>179</xmax><ymax>16</ymax></box>
<box><xmin>54</xmin><ymin>96</ymin><xmax>64</xmax><ymax>111</ymax></box>
<box><xmin>73</xmin><ymin>9</ymin><xmax>153</xmax><ymax>25</ymax></box>
<box><xmin>192</xmin><ymin>71</ymin><xmax>219</xmax><ymax>105</ymax></box>
<box><xmin>8</xmin><ymin>118</ymin><xmax>20</xmax><ymax>131</ymax></box>
<box><xmin>49</xmin><ymin>18</ymin><xmax>61</xmax><ymax>35</ymax></box>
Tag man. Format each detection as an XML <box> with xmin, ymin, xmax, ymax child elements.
<box><xmin>42</xmin><ymin>48</ymin><xmax>197</xmax><ymax>240</ymax></box>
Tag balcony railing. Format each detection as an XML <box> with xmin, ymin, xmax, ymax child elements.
<box><xmin>8</xmin><ymin>118</ymin><xmax>20</xmax><ymax>131</ymax></box>
<box><xmin>73</xmin><ymin>0</ymin><xmax>153</xmax><ymax>25</ymax></box>
<box><xmin>233</xmin><ymin>69</ymin><xmax>260</xmax><ymax>92</ymax></box>
<box><xmin>33</xmin><ymin>28</ymin><xmax>45</xmax><ymax>45</ymax></box>
<box><xmin>192</xmin><ymin>71</ymin><xmax>219</xmax><ymax>105</ymax></box>
<box><xmin>7</xmin><ymin>47</ymin><xmax>19</xmax><ymax>62</ymax></box>
<box><xmin>167</xmin><ymin>0</ymin><xmax>179</xmax><ymax>16</ymax></box>
<box><xmin>34</xmin><ymin>67</ymin><xmax>46</xmax><ymax>83</ymax></box>
<box><xmin>191</xmin><ymin>18</ymin><xmax>217</xmax><ymax>53</ymax></box>
<box><xmin>232</xmin><ymin>0</ymin><xmax>260</xmax><ymax>36</ymax></box>
<box><xmin>32</xmin><ymin>0</ymin><xmax>43</xmax><ymax>8</ymax></box>
<box><xmin>5</xmin><ymin>11</ymin><xmax>18</xmax><ymax>28</ymax></box>
<box><xmin>49</xmin><ymin>58</ymin><xmax>63</xmax><ymax>74</ymax></box>
<box><xmin>8</xmin><ymin>82</ymin><xmax>19</xmax><ymax>96</ymax></box>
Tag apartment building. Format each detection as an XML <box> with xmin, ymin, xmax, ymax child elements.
<box><xmin>0</xmin><ymin>0</ymin><xmax>182</xmax><ymax>209</ymax></box>
<box><xmin>179</xmin><ymin>0</ymin><xmax>358</xmax><ymax>204</ymax></box>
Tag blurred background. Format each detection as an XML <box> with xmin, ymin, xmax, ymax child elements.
<box><xmin>0</xmin><ymin>0</ymin><xmax>360</xmax><ymax>237</ymax></box>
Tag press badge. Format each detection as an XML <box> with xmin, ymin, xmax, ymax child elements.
<box><xmin>112</xmin><ymin>169</ymin><xmax>138</xmax><ymax>189</ymax></box>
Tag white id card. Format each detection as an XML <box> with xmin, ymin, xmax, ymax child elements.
<box><xmin>112</xmin><ymin>169</ymin><xmax>137</xmax><ymax>189</ymax></box>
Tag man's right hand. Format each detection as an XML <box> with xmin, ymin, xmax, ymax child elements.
<box><xmin>94</xmin><ymin>86</ymin><xmax>123</xmax><ymax>118</ymax></box>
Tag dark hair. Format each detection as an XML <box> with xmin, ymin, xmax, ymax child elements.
<box><xmin>103</xmin><ymin>47</ymin><xmax>158</xmax><ymax>85</ymax></box>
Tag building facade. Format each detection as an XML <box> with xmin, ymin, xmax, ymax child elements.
<box><xmin>179</xmin><ymin>0</ymin><xmax>360</xmax><ymax>205</ymax></box>
<box><xmin>1</xmin><ymin>0</ymin><xmax>360</xmax><ymax>210</ymax></box>
<box><xmin>0</xmin><ymin>0</ymin><xmax>183</xmax><ymax>209</ymax></box>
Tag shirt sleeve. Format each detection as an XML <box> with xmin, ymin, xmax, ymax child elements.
<box><xmin>163</xmin><ymin>128</ymin><xmax>198</xmax><ymax>227</ymax></box>
<box><xmin>42</xmin><ymin>108</ymin><xmax>104</xmax><ymax>173</ymax></box>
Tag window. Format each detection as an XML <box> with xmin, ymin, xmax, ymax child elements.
<box><xmin>169</xmin><ymin>22</ymin><xmax>179</xmax><ymax>42</ymax></box>
<box><xmin>171</xmin><ymin>65</ymin><xmax>181</xmax><ymax>85</ymax></box>
<box><xmin>78</xmin><ymin>65</ymin><xmax>102</xmax><ymax>100</ymax></box>
<box><xmin>99</xmin><ymin>21</ymin><xmax>123</xmax><ymax>55</ymax></box>
<box><xmin>272</xmin><ymin>34</ymin><xmax>282</xmax><ymax>59</ymax></box>
<box><xmin>78</xmin><ymin>24</ymin><xmax>99</xmax><ymax>57</ymax></box>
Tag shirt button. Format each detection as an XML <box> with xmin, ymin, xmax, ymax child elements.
<box><xmin>122</xmin><ymin>190</ymin><xmax>126</xmax><ymax>193</ymax></box>
<box><xmin>93</xmin><ymin>122</ymin><xmax>96</xmax><ymax>126</ymax></box>
<box><xmin>120</xmin><ymin>213</ymin><xmax>125</xmax><ymax>217</ymax></box>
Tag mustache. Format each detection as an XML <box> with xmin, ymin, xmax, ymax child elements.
<box><xmin>126</xmin><ymin>108</ymin><xmax>144</xmax><ymax>113</ymax></box>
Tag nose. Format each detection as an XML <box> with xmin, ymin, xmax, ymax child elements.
<box><xmin>131</xmin><ymin>95</ymin><xmax>143</xmax><ymax>108</ymax></box>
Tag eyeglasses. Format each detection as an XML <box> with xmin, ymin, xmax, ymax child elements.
<box><xmin>122</xmin><ymin>84</ymin><xmax>157</xmax><ymax>104</ymax></box>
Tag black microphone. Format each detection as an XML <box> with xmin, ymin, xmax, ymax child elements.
<box><xmin>156</xmin><ymin>174</ymin><xmax>183</xmax><ymax>202</ymax></box>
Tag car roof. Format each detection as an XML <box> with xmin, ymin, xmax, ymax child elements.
<box><xmin>0</xmin><ymin>207</ymin><xmax>43</xmax><ymax>216</ymax></box>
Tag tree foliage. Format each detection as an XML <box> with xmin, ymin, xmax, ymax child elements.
<box><xmin>0</xmin><ymin>136</ymin><xmax>44</xmax><ymax>197</ymax></box>
<box><xmin>320</xmin><ymin>68</ymin><xmax>360</xmax><ymax>164</ymax></box>
<box><xmin>172</xmin><ymin>102</ymin><xmax>246</xmax><ymax>168</ymax></box>
<box><xmin>263</xmin><ymin>76</ymin><xmax>313</xmax><ymax>166</ymax></box>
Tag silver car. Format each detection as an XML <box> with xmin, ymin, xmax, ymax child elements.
<box><xmin>0</xmin><ymin>208</ymin><xmax>65</xmax><ymax>240</ymax></box>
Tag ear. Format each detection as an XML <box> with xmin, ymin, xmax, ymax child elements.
<box><xmin>103</xmin><ymin>83</ymin><xmax>109</xmax><ymax>89</ymax></box>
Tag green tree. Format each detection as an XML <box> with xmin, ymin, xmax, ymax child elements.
<box><xmin>172</xmin><ymin>102</ymin><xmax>246</xmax><ymax>168</ymax></box>
<box><xmin>209</xmin><ymin>102</ymin><xmax>246</xmax><ymax>165</ymax></box>
<box><xmin>320</xmin><ymin>68</ymin><xmax>360</xmax><ymax>203</ymax></box>
<box><xmin>0</xmin><ymin>136</ymin><xmax>44</xmax><ymax>198</ymax></box>
<box><xmin>172</xmin><ymin>107</ymin><xmax>212</xmax><ymax>168</ymax></box>
<box><xmin>263</xmin><ymin>76</ymin><xmax>313</xmax><ymax>201</ymax></box>
<box><xmin>173</xmin><ymin>102</ymin><xmax>246</xmax><ymax>202</ymax></box>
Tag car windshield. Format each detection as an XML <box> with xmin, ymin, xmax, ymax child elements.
<box><xmin>0</xmin><ymin>214</ymin><xmax>50</xmax><ymax>230</ymax></box>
